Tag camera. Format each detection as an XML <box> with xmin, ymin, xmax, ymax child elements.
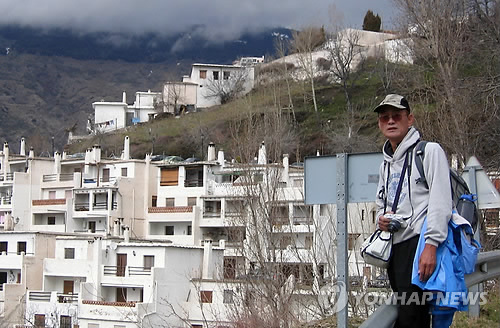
<box><xmin>385</xmin><ymin>214</ymin><xmax>407</xmax><ymax>233</ymax></box>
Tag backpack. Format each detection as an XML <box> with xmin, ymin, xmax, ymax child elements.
<box><xmin>414</xmin><ymin>141</ymin><xmax>479</xmax><ymax>232</ymax></box>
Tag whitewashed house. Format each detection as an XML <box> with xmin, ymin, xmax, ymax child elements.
<box><xmin>93</xmin><ymin>90</ymin><xmax>161</xmax><ymax>133</ymax></box>
<box><xmin>182</xmin><ymin>63</ymin><xmax>255</xmax><ymax>108</ymax></box>
<box><xmin>162</xmin><ymin>81</ymin><xmax>198</xmax><ymax>114</ymax></box>
<box><xmin>25</xmin><ymin>235</ymin><xmax>226</xmax><ymax>328</ymax></box>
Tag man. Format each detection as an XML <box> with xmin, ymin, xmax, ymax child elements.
<box><xmin>374</xmin><ymin>94</ymin><xmax>452</xmax><ymax>328</ymax></box>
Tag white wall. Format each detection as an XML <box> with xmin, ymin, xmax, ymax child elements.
<box><xmin>93</xmin><ymin>103</ymin><xmax>126</xmax><ymax>133</ymax></box>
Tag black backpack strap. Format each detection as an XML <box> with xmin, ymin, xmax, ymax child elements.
<box><xmin>414</xmin><ymin>141</ymin><xmax>429</xmax><ymax>189</ymax></box>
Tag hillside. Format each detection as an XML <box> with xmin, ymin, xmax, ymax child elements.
<box><xmin>0</xmin><ymin>25</ymin><xmax>293</xmax><ymax>153</ymax></box>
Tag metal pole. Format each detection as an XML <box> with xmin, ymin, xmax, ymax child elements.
<box><xmin>336</xmin><ymin>153</ymin><xmax>348</xmax><ymax>328</ymax></box>
<box><xmin>466</xmin><ymin>165</ymin><xmax>481</xmax><ymax>318</ymax></box>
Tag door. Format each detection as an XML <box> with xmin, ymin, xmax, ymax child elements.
<box><xmin>116</xmin><ymin>287</ymin><xmax>127</xmax><ymax>303</ymax></box>
<box><xmin>117</xmin><ymin>254</ymin><xmax>127</xmax><ymax>277</ymax></box>
<box><xmin>63</xmin><ymin>280</ymin><xmax>74</xmax><ymax>294</ymax></box>
<box><xmin>102</xmin><ymin>168</ymin><xmax>110</xmax><ymax>182</ymax></box>
<box><xmin>88</xmin><ymin>221</ymin><xmax>96</xmax><ymax>233</ymax></box>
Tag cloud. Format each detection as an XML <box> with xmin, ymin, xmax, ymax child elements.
<box><xmin>0</xmin><ymin>0</ymin><xmax>395</xmax><ymax>42</ymax></box>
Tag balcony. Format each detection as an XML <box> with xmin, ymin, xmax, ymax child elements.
<box><xmin>44</xmin><ymin>258</ymin><xmax>92</xmax><ymax>277</ymax></box>
<box><xmin>74</xmin><ymin>201</ymin><xmax>117</xmax><ymax>212</ymax></box>
<box><xmin>100</xmin><ymin>265</ymin><xmax>152</xmax><ymax>289</ymax></box>
<box><xmin>28</xmin><ymin>291</ymin><xmax>78</xmax><ymax>304</ymax></box>
<box><xmin>147</xmin><ymin>206</ymin><xmax>195</xmax><ymax>222</ymax></box>
<box><xmin>79</xmin><ymin>299</ymin><xmax>139</xmax><ymax>321</ymax></box>
<box><xmin>42</xmin><ymin>173</ymin><xmax>74</xmax><ymax>183</ymax></box>
<box><xmin>0</xmin><ymin>196</ymin><xmax>12</xmax><ymax>207</ymax></box>
<box><xmin>0</xmin><ymin>173</ymin><xmax>14</xmax><ymax>183</ymax></box>
<box><xmin>184</xmin><ymin>179</ymin><xmax>203</xmax><ymax>187</ymax></box>
<box><xmin>32</xmin><ymin>198</ymin><xmax>66</xmax><ymax>206</ymax></box>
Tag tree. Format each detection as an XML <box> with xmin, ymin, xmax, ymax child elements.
<box><xmin>392</xmin><ymin>0</ymin><xmax>500</xmax><ymax>170</ymax></box>
<box><xmin>205</xmin><ymin>68</ymin><xmax>251</xmax><ymax>105</ymax></box>
<box><xmin>362</xmin><ymin>10</ymin><xmax>382</xmax><ymax>32</ymax></box>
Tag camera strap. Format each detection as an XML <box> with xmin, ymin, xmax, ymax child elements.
<box><xmin>384</xmin><ymin>151</ymin><xmax>410</xmax><ymax>214</ymax></box>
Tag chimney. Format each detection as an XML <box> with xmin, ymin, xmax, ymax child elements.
<box><xmin>282</xmin><ymin>154</ymin><xmax>289</xmax><ymax>182</ymax></box>
<box><xmin>123</xmin><ymin>226</ymin><xmax>130</xmax><ymax>243</ymax></box>
<box><xmin>29</xmin><ymin>147</ymin><xmax>34</xmax><ymax>158</ymax></box>
<box><xmin>316</xmin><ymin>150</ymin><xmax>320</xmax><ymax>156</ymax></box>
<box><xmin>207</xmin><ymin>142</ymin><xmax>216</xmax><ymax>161</ymax></box>
<box><xmin>258</xmin><ymin>141</ymin><xmax>266</xmax><ymax>164</ymax></box>
<box><xmin>3</xmin><ymin>142</ymin><xmax>9</xmax><ymax>159</ymax></box>
<box><xmin>54</xmin><ymin>152</ymin><xmax>61</xmax><ymax>174</ymax></box>
<box><xmin>217</xmin><ymin>150</ymin><xmax>225</xmax><ymax>167</ymax></box>
<box><xmin>122</xmin><ymin>91</ymin><xmax>127</xmax><ymax>103</ymax></box>
<box><xmin>84</xmin><ymin>148</ymin><xmax>92</xmax><ymax>174</ymax></box>
<box><xmin>113</xmin><ymin>220</ymin><xmax>120</xmax><ymax>237</ymax></box>
<box><xmin>93</xmin><ymin>145</ymin><xmax>101</xmax><ymax>163</ymax></box>
<box><xmin>20</xmin><ymin>138</ymin><xmax>26</xmax><ymax>156</ymax></box>
<box><xmin>123</xmin><ymin>136</ymin><xmax>130</xmax><ymax>160</ymax></box>
<box><xmin>202</xmin><ymin>239</ymin><xmax>213</xmax><ymax>279</ymax></box>
<box><xmin>62</xmin><ymin>151</ymin><xmax>67</xmax><ymax>160</ymax></box>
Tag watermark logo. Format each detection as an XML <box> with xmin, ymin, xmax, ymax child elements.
<box><xmin>353</xmin><ymin>291</ymin><xmax>488</xmax><ymax>307</ymax></box>
<box><xmin>319</xmin><ymin>281</ymin><xmax>348</xmax><ymax>314</ymax></box>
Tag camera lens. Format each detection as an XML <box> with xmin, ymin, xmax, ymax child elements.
<box><xmin>387</xmin><ymin>220</ymin><xmax>401</xmax><ymax>233</ymax></box>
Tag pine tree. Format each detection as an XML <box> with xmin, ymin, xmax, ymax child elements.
<box><xmin>363</xmin><ymin>10</ymin><xmax>381</xmax><ymax>32</ymax></box>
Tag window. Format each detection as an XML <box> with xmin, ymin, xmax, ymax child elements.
<box><xmin>0</xmin><ymin>241</ymin><xmax>7</xmax><ymax>253</ymax></box>
<box><xmin>34</xmin><ymin>314</ymin><xmax>45</xmax><ymax>328</ymax></box>
<box><xmin>200</xmin><ymin>290</ymin><xmax>213</xmax><ymax>303</ymax></box>
<box><xmin>305</xmin><ymin>235</ymin><xmax>313</xmax><ymax>249</ymax></box>
<box><xmin>102</xmin><ymin>168</ymin><xmax>110</xmax><ymax>182</ymax></box>
<box><xmin>223</xmin><ymin>71</ymin><xmax>230</xmax><ymax>80</ymax></box>
<box><xmin>372</xmin><ymin>210</ymin><xmax>376</xmax><ymax>224</ymax></box>
<box><xmin>213</xmin><ymin>71</ymin><xmax>219</xmax><ymax>80</ymax></box>
<box><xmin>48</xmin><ymin>216</ymin><xmax>56</xmax><ymax>225</ymax></box>
<box><xmin>188</xmin><ymin>197</ymin><xmax>197</xmax><ymax>206</ymax></box>
<box><xmin>64</xmin><ymin>248</ymin><xmax>75</xmax><ymax>259</ymax></box>
<box><xmin>199</xmin><ymin>70</ymin><xmax>207</xmax><ymax>79</ymax></box>
<box><xmin>17</xmin><ymin>241</ymin><xmax>27</xmax><ymax>255</ymax></box>
<box><xmin>165</xmin><ymin>226</ymin><xmax>174</xmax><ymax>235</ymax></box>
<box><xmin>88</xmin><ymin>324</ymin><xmax>100</xmax><ymax>328</ymax></box>
<box><xmin>279</xmin><ymin>235</ymin><xmax>293</xmax><ymax>249</ymax></box>
<box><xmin>160</xmin><ymin>168</ymin><xmax>179</xmax><ymax>186</ymax></box>
<box><xmin>49</xmin><ymin>191</ymin><xmax>56</xmax><ymax>199</ymax></box>
<box><xmin>121</xmin><ymin>167</ymin><xmax>128</xmax><ymax>177</ymax></box>
<box><xmin>187</xmin><ymin>225</ymin><xmax>192</xmax><ymax>235</ymax></box>
<box><xmin>165</xmin><ymin>198</ymin><xmax>175</xmax><ymax>207</ymax></box>
<box><xmin>223</xmin><ymin>289</ymin><xmax>234</xmax><ymax>303</ymax></box>
<box><xmin>60</xmin><ymin>315</ymin><xmax>71</xmax><ymax>328</ymax></box>
<box><xmin>293</xmin><ymin>179</ymin><xmax>303</xmax><ymax>188</ymax></box>
<box><xmin>348</xmin><ymin>233</ymin><xmax>361</xmax><ymax>250</ymax></box>
<box><xmin>144</xmin><ymin>255</ymin><xmax>154</xmax><ymax>270</ymax></box>
<box><xmin>224</xmin><ymin>258</ymin><xmax>236</xmax><ymax>279</ymax></box>
<box><xmin>152</xmin><ymin>195</ymin><xmax>157</xmax><ymax>207</ymax></box>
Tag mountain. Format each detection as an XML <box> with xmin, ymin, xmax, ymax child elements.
<box><xmin>0</xmin><ymin>25</ymin><xmax>293</xmax><ymax>153</ymax></box>
<box><xmin>0</xmin><ymin>25</ymin><xmax>293</xmax><ymax>63</ymax></box>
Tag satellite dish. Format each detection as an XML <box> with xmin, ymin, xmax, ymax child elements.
<box><xmin>109</xmin><ymin>242</ymin><xmax>117</xmax><ymax>250</ymax></box>
<box><xmin>14</xmin><ymin>217</ymin><xmax>20</xmax><ymax>224</ymax></box>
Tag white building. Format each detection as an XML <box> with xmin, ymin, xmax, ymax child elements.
<box><xmin>162</xmin><ymin>81</ymin><xmax>198</xmax><ymax>114</ymax></box>
<box><xmin>25</xmin><ymin>235</ymin><xmax>226</xmax><ymax>328</ymax></box>
<box><xmin>182</xmin><ymin>63</ymin><xmax>255</xmax><ymax>108</ymax></box>
<box><xmin>93</xmin><ymin>90</ymin><xmax>161</xmax><ymax>133</ymax></box>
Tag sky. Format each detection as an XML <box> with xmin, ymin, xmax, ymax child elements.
<box><xmin>0</xmin><ymin>0</ymin><xmax>396</xmax><ymax>41</ymax></box>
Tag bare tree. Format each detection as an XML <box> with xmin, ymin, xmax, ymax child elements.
<box><xmin>205</xmin><ymin>69</ymin><xmax>250</xmax><ymax>105</ymax></box>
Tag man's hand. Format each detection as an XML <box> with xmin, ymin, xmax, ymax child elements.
<box><xmin>418</xmin><ymin>244</ymin><xmax>437</xmax><ymax>281</ymax></box>
<box><xmin>378</xmin><ymin>212</ymin><xmax>392</xmax><ymax>231</ymax></box>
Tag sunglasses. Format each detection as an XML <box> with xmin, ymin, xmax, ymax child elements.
<box><xmin>378</xmin><ymin>112</ymin><xmax>406</xmax><ymax>123</ymax></box>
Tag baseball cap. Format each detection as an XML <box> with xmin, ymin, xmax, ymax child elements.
<box><xmin>374</xmin><ymin>94</ymin><xmax>410</xmax><ymax>113</ymax></box>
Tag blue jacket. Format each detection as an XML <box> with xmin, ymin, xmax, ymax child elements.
<box><xmin>411</xmin><ymin>213</ymin><xmax>480</xmax><ymax>311</ymax></box>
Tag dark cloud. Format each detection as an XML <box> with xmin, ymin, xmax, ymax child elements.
<box><xmin>0</xmin><ymin>0</ymin><xmax>394</xmax><ymax>41</ymax></box>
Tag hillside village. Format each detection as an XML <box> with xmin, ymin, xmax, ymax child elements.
<box><xmin>0</xmin><ymin>26</ymin><xmax>499</xmax><ymax>328</ymax></box>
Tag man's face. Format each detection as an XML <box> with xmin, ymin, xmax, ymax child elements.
<box><xmin>378</xmin><ymin>107</ymin><xmax>414</xmax><ymax>145</ymax></box>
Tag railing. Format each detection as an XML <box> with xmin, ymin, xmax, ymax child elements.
<box><xmin>203</xmin><ymin>210</ymin><xmax>222</xmax><ymax>217</ymax></box>
<box><xmin>28</xmin><ymin>291</ymin><xmax>51</xmax><ymax>302</ymax></box>
<box><xmin>42</xmin><ymin>173</ymin><xmax>74</xmax><ymax>182</ymax></box>
<box><xmin>100</xmin><ymin>177</ymin><xmax>117</xmax><ymax>184</ymax></box>
<box><xmin>0</xmin><ymin>173</ymin><xmax>14</xmax><ymax>182</ymax></box>
<box><xmin>0</xmin><ymin>196</ymin><xmax>12</xmax><ymax>205</ymax></box>
<box><xmin>74</xmin><ymin>203</ymin><xmax>90</xmax><ymax>211</ymax></box>
<box><xmin>32</xmin><ymin>199</ymin><xmax>66</xmax><ymax>206</ymax></box>
<box><xmin>103</xmin><ymin>265</ymin><xmax>152</xmax><ymax>276</ymax></box>
<box><xmin>184</xmin><ymin>179</ymin><xmax>203</xmax><ymax>187</ymax></box>
<box><xmin>148</xmin><ymin>206</ymin><xmax>193</xmax><ymax>213</ymax></box>
<box><xmin>82</xmin><ymin>300</ymin><xmax>136</xmax><ymax>307</ymax></box>
<box><xmin>360</xmin><ymin>250</ymin><xmax>500</xmax><ymax>328</ymax></box>
<box><xmin>57</xmin><ymin>293</ymin><xmax>78</xmax><ymax>303</ymax></box>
